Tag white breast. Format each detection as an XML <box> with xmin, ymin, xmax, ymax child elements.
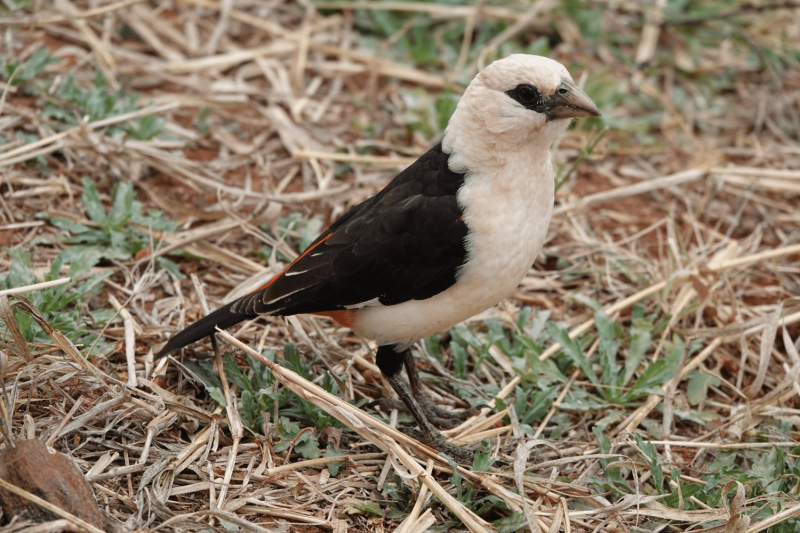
<box><xmin>350</xmin><ymin>151</ymin><xmax>555</xmax><ymax>347</ymax></box>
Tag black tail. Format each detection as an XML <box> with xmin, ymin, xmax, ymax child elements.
<box><xmin>157</xmin><ymin>301</ymin><xmax>250</xmax><ymax>357</ymax></box>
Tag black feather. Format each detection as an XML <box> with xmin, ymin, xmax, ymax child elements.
<box><xmin>156</xmin><ymin>301</ymin><xmax>250</xmax><ymax>357</ymax></box>
<box><xmin>158</xmin><ymin>142</ymin><xmax>469</xmax><ymax>356</ymax></box>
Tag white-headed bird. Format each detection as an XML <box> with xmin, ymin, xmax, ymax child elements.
<box><xmin>158</xmin><ymin>54</ymin><xmax>600</xmax><ymax>462</ymax></box>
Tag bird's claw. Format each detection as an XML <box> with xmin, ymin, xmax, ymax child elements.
<box><xmin>400</xmin><ymin>426</ymin><xmax>476</xmax><ymax>465</ymax></box>
<box><xmin>428</xmin><ymin>433</ymin><xmax>477</xmax><ymax>465</ymax></box>
<box><xmin>368</xmin><ymin>396</ymin><xmax>485</xmax><ymax>429</ymax></box>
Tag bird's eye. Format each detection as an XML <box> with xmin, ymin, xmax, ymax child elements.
<box><xmin>557</xmin><ymin>87</ymin><xmax>569</xmax><ymax>96</ymax></box>
<box><xmin>508</xmin><ymin>83</ymin><xmax>542</xmax><ymax>108</ymax></box>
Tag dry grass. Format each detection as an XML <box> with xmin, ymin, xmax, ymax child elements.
<box><xmin>1</xmin><ymin>0</ymin><xmax>800</xmax><ymax>531</ymax></box>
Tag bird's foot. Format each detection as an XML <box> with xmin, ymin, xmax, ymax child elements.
<box><xmin>427</xmin><ymin>432</ymin><xmax>476</xmax><ymax>465</ymax></box>
<box><xmin>400</xmin><ymin>427</ymin><xmax>476</xmax><ymax>465</ymax></box>
<box><xmin>368</xmin><ymin>396</ymin><xmax>484</xmax><ymax>429</ymax></box>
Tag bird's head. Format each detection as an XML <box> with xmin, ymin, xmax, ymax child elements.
<box><xmin>444</xmin><ymin>55</ymin><xmax>599</xmax><ymax>164</ymax></box>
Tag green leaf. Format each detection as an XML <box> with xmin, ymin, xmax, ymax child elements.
<box><xmin>546</xmin><ymin>322</ymin><xmax>598</xmax><ymax>385</ymax></box>
<box><xmin>686</xmin><ymin>372</ymin><xmax>720</xmax><ymax>406</ymax></box>
<box><xmin>596</xmin><ymin>310</ymin><xmax>621</xmax><ymax>397</ymax></box>
<box><xmin>81</xmin><ymin>178</ymin><xmax>107</xmax><ymax>224</ymax></box>
<box><xmin>127</xmin><ymin>113</ymin><xmax>164</xmax><ymax>140</ymax></box>
<box><xmin>47</xmin><ymin>254</ymin><xmax>63</xmax><ymax>281</ymax></box>
<box><xmin>472</xmin><ymin>442</ymin><xmax>494</xmax><ymax>472</ymax></box>
<box><xmin>594</xmin><ymin>426</ymin><xmax>628</xmax><ymax>491</ymax></box>
<box><xmin>662</xmin><ymin>482</ymin><xmax>701</xmax><ymax>508</ymax></box>
<box><xmin>72</xmin><ymin>270</ymin><xmax>113</xmax><ymax>299</ymax></box>
<box><xmin>751</xmin><ymin>445</ymin><xmax>786</xmax><ymax>489</ymax></box>
<box><xmin>239</xmin><ymin>390</ymin><xmax>258</xmax><ymax>429</ymax></box>
<box><xmin>623</xmin><ymin>326</ymin><xmax>651</xmax><ymax>385</ymax></box>
<box><xmin>529</xmin><ymin>309</ymin><xmax>551</xmax><ymax>340</ymax></box>
<box><xmin>625</xmin><ymin>337</ymin><xmax>684</xmax><ymax>401</ymax></box>
<box><xmin>353</xmin><ymin>502</ymin><xmax>383</xmax><ymax>516</ymax></box>
<box><xmin>183</xmin><ymin>360</ymin><xmax>226</xmax><ymax>406</ymax></box>
<box><xmin>325</xmin><ymin>445</ymin><xmax>345</xmax><ymax>477</ymax></box>
<box><xmin>50</xmin><ymin>217</ymin><xmax>91</xmax><ymax>234</ymax></box>
<box><xmin>17</xmin><ymin>48</ymin><xmax>54</xmax><ymax>82</ymax></box>
<box><xmin>423</xmin><ymin>335</ymin><xmax>443</xmax><ymax>362</ymax></box>
<box><xmin>281</xmin><ymin>343</ymin><xmax>303</xmax><ymax>372</ymax></box>
<box><xmin>1</xmin><ymin>60</ymin><xmax>19</xmax><ymax>82</ymax></box>
<box><xmin>594</xmin><ymin>425</ymin><xmax>612</xmax><ymax>455</ymax></box>
<box><xmin>93</xmin><ymin>69</ymin><xmax>107</xmax><ymax>92</ymax></box>
<box><xmin>207</xmin><ymin>386</ymin><xmax>226</xmax><ymax>407</ymax></box>
<box><xmin>86</xmin><ymin>83</ymin><xmax>110</xmax><ymax>120</ymax></box>
<box><xmin>435</xmin><ymin>92</ymin><xmax>458</xmax><ymax>132</ymax></box>
<box><xmin>248</xmin><ymin>352</ymin><xmax>274</xmax><ymax>391</ymax></box>
<box><xmin>593</xmin><ymin>409</ymin><xmax>625</xmax><ymax>430</ymax></box>
<box><xmin>451</xmin><ymin>340</ymin><xmax>468</xmax><ymax>379</ymax></box>
<box><xmin>527</xmin><ymin>36</ymin><xmax>551</xmax><ymax>56</ymax></box>
<box><xmin>278</xmin><ymin>417</ymin><xmax>300</xmax><ymax>439</ymax></box>
<box><xmin>64</xmin><ymin>248</ymin><xmax>104</xmax><ymax>278</ymax></box>
<box><xmin>495</xmin><ymin>397</ymin><xmax>507</xmax><ymax>413</ymax></box>
<box><xmin>447</xmin><ymin>456</ymin><xmax>463</xmax><ymax>500</ymax></box>
<box><xmin>109</xmin><ymin>181</ymin><xmax>134</xmax><ymax>231</ymax></box>
<box><xmin>560</xmin><ymin>388</ymin><xmax>610</xmax><ymax>411</ymax></box>
<box><xmin>515</xmin><ymin>385</ymin><xmax>557</xmax><ymax>425</ymax></box>
<box><xmin>451</xmin><ymin>323</ymin><xmax>482</xmax><ymax>349</ymax></box>
<box><xmin>223</xmin><ymin>353</ymin><xmax>254</xmax><ymax>394</ymax></box>
<box><xmin>493</xmin><ymin>512</ymin><xmax>528</xmax><ymax>533</ymax></box>
<box><xmin>156</xmin><ymin>257</ymin><xmax>185</xmax><ymax>279</ymax></box>
<box><xmin>133</xmin><ymin>204</ymin><xmax>177</xmax><ymax>232</ymax></box>
<box><xmin>635</xmin><ymin>433</ymin><xmax>663</xmax><ymax>493</ymax></box>
<box><xmin>296</xmin><ymin>435</ymin><xmax>321</xmax><ymax>459</ymax></box>
<box><xmin>572</xmin><ymin>293</ymin><xmax>603</xmax><ymax>312</ymax></box>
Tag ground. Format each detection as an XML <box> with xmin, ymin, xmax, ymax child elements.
<box><xmin>1</xmin><ymin>0</ymin><xmax>800</xmax><ymax>531</ymax></box>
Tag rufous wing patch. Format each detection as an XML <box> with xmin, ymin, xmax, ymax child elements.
<box><xmin>312</xmin><ymin>310</ymin><xmax>355</xmax><ymax>328</ymax></box>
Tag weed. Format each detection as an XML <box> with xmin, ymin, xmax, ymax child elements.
<box><xmin>0</xmin><ymin>248</ymin><xmax>116</xmax><ymax>355</ymax></box>
<box><xmin>545</xmin><ymin>309</ymin><xmax>683</xmax><ymax>405</ymax></box>
<box><xmin>1</xmin><ymin>47</ymin><xmax>55</xmax><ymax>89</ymax></box>
<box><xmin>42</xmin><ymin>71</ymin><xmax>164</xmax><ymax>139</ymax></box>
<box><xmin>1</xmin><ymin>49</ymin><xmax>164</xmax><ymax>140</ymax></box>
<box><xmin>50</xmin><ymin>178</ymin><xmax>180</xmax><ymax>276</ymax></box>
<box><xmin>186</xmin><ymin>345</ymin><xmax>343</xmax><ymax>460</ymax></box>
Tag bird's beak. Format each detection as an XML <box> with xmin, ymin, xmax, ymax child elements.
<box><xmin>546</xmin><ymin>80</ymin><xmax>601</xmax><ymax>121</ymax></box>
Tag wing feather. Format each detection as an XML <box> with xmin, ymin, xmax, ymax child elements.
<box><xmin>230</xmin><ymin>142</ymin><xmax>468</xmax><ymax>318</ymax></box>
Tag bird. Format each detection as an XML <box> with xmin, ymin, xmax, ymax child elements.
<box><xmin>157</xmin><ymin>54</ymin><xmax>600</xmax><ymax>463</ymax></box>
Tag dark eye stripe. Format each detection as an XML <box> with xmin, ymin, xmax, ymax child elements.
<box><xmin>505</xmin><ymin>83</ymin><xmax>549</xmax><ymax>114</ymax></box>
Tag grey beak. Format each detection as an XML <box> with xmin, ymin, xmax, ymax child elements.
<box><xmin>546</xmin><ymin>80</ymin><xmax>601</xmax><ymax>121</ymax></box>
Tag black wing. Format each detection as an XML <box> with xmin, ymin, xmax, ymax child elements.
<box><xmin>234</xmin><ymin>142</ymin><xmax>468</xmax><ymax>316</ymax></box>
<box><xmin>158</xmin><ymin>143</ymin><xmax>467</xmax><ymax>357</ymax></box>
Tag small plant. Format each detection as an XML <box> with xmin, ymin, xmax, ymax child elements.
<box><xmin>368</xmin><ymin>470</ymin><xmax>416</xmax><ymax>520</ymax></box>
<box><xmin>50</xmin><ymin>178</ymin><xmax>180</xmax><ymax>276</ymax></box>
<box><xmin>42</xmin><ymin>70</ymin><xmax>164</xmax><ymax>139</ymax></box>
<box><xmin>544</xmin><ymin>305</ymin><xmax>690</xmax><ymax>407</ymax></box>
<box><xmin>439</xmin><ymin>450</ymin><xmax>509</xmax><ymax>526</ymax></box>
<box><xmin>1</xmin><ymin>47</ymin><xmax>55</xmax><ymax>88</ymax></box>
<box><xmin>1</xmin><ymin>49</ymin><xmax>164</xmax><ymax>140</ymax></box>
<box><xmin>186</xmin><ymin>345</ymin><xmax>343</xmax><ymax>460</ymax></box>
<box><xmin>0</xmin><ymin>248</ymin><xmax>116</xmax><ymax>355</ymax></box>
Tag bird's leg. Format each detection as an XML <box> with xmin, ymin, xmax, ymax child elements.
<box><xmin>402</xmin><ymin>350</ymin><xmax>483</xmax><ymax>425</ymax></box>
<box><xmin>370</xmin><ymin>350</ymin><xmax>482</xmax><ymax>429</ymax></box>
<box><xmin>375</xmin><ymin>345</ymin><xmax>475</xmax><ymax>464</ymax></box>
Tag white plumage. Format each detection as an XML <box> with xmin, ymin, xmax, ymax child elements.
<box><xmin>350</xmin><ymin>55</ymin><xmax>576</xmax><ymax>347</ymax></box>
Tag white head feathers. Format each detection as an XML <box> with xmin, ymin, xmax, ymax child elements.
<box><xmin>443</xmin><ymin>55</ymin><xmax>598</xmax><ymax>174</ymax></box>
<box><xmin>475</xmin><ymin>54</ymin><xmax>573</xmax><ymax>96</ymax></box>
